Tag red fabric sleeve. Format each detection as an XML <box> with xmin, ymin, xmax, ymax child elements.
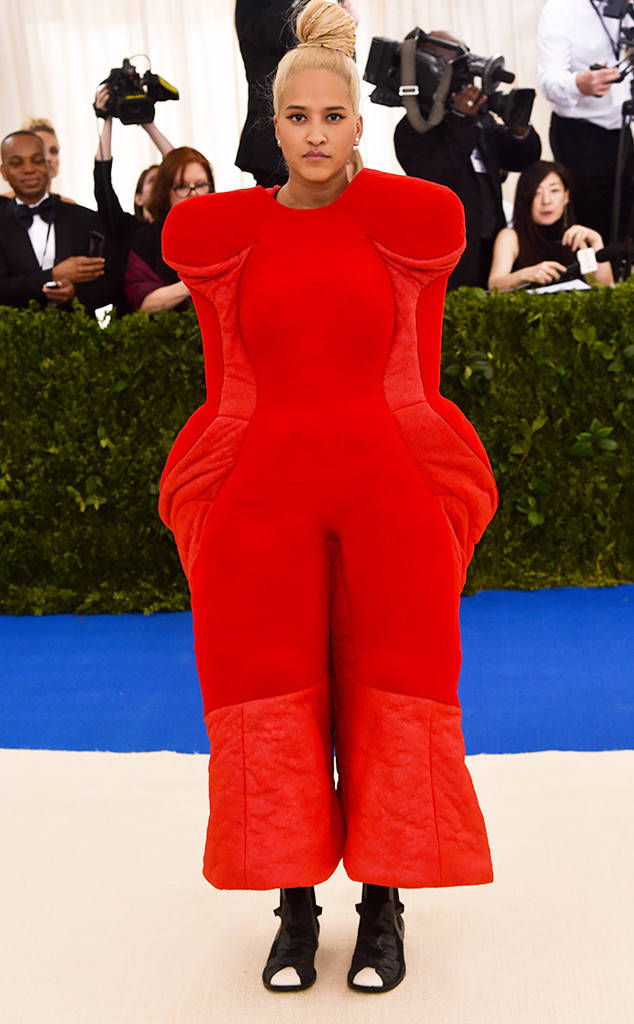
<box><xmin>373</xmin><ymin>175</ymin><xmax>498</xmax><ymax>564</ymax></box>
<box><xmin>359</xmin><ymin>170</ymin><xmax>466</xmax><ymax>268</ymax></box>
<box><xmin>417</xmin><ymin>274</ymin><xmax>494</xmax><ymax>469</ymax></box>
<box><xmin>162</xmin><ymin>189</ymin><xmax>261</xmax><ymax>272</ymax></box>
<box><xmin>159</xmin><ymin>285</ymin><xmax>224</xmax><ymax>488</ymax></box>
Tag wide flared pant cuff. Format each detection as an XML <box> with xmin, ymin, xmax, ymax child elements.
<box><xmin>336</xmin><ymin>679</ymin><xmax>493</xmax><ymax>887</ymax></box>
<box><xmin>202</xmin><ymin>677</ymin><xmax>345</xmax><ymax>889</ymax></box>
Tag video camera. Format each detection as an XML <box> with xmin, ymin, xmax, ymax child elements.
<box><xmin>94</xmin><ymin>56</ymin><xmax>179</xmax><ymax>125</ymax></box>
<box><xmin>363</xmin><ymin>29</ymin><xmax>535</xmax><ymax>132</ymax></box>
<box><xmin>604</xmin><ymin>0</ymin><xmax>634</xmax><ymax>26</ymax></box>
<box><xmin>599</xmin><ymin>1</ymin><xmax>634</xmax><ymax>81</ymax></box>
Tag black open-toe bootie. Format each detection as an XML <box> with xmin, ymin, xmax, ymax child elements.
<box><xmin>347</xmin><ymin>884</ymin><xmax>405</xmax><ymax>993</ymax></box>
<box><xmin>262</xmin><ymin>886</ymin><xmax>322</xmax><ymax>992</ymax></box>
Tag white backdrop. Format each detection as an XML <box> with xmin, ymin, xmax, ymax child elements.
<box><xmin>0</xmin><ymin>1</ymin><xmax>551</xmax><ymax>210</ymax></box>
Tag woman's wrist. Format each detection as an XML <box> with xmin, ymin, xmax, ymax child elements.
<box><xmin>139</xmin><ymin>281</ymin><xmax>190</xmax><ymax>313</ymax></box>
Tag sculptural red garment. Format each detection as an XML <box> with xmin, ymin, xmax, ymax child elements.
<box><xmin>159</xmin><ymin>168</ymin><xmax>498</xmax><ymax>890</ymax></box>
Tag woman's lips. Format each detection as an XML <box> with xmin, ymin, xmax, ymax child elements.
<box><xmin>304</xmin><ymin>152</ymin><xmax>328</xmax><ymax>160</ymax></box>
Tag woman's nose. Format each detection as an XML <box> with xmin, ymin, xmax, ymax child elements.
<box><xmin>306</xmin><ymin>123</ymin><xmax>326</xmax><ymax>143</ymax></box>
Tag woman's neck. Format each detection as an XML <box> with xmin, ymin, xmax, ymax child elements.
<box><xmin>275</xmin><ymin>168</ymin><xmax>350</xmax><ymax>209</ymax></box>
<box><xmin>535</xmin><ymin>215</ymin><xmax>565</xmax><ymax>241</ymax></box>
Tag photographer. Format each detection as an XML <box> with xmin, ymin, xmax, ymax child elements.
<box><xmin>393</xmin><ymin>31</ymin><xmax>541</xmax><ymax>289</ymax></box>
<box><xmin>93</xmin><ymin>85</ymin><xmax>174</xmax><ymax>247</ymax></box>
<box><xmin>538</xmin><ymin>0</ymin><xmax>634</xmax><ymax>242</ymax></box>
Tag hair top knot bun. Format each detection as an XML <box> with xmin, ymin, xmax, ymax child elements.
<box><xmin>295</xmin><ymin>0</ymin><xmax>356</xmax><ymax>60</ymax></box>
<box><xmin>272</xmin><ymin>0</ymin><xmax>361</xmax><ymax>116</ymax></box>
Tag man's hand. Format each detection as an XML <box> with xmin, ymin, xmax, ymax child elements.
<box><xmin>51</xmin><ymin>256</ymin><xmax>105</xmax><ymax>283</ymax></box>
<box><xmin>43</xmin><ymin>279</ymin><xmax>75</xmax><ymax>304</ymax></box>
<box><xmin>576</xmin><ymin>64</ymin><xmax>620</xmax><ymax>97</ymax></box>
<box><xmin>451</xmin><ymin>83</ymin><xmax>487</xmax><ymax>118</ymax></box>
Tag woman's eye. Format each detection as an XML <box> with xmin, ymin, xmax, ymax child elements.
<box><xmin>327</xmin><ymin>113</ymin><xmax>343</xmax><ymax>121</ymax></box>
<box><xmin>289</xmin><ymin>113</ymin><xmax>305</xmax><ymax>122</ymax></box>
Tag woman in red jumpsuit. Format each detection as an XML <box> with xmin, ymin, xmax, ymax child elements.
<box><xmin>159</xmin><ymin>0</ymin><xmax>497</xmax><ymax>995</ymax></box>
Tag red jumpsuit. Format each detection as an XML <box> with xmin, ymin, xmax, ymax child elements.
<box><xmin>159</xmin><ymin>168</ymin><xmax>498</xmax><ymax>891</ymax></box>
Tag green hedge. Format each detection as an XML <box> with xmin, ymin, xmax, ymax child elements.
<box><xmin>1</xmin><ymin>282</ymin><xmax>633</xmax><ymax>614</ymax></box>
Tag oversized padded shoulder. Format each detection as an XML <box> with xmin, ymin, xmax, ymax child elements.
<box><xmin>355</xmin><ymin>169</ymin><xmax>465</xmax><ymax>269</ymax></box>
<box><xmin>162</xmin><ymin>186</ymin><xmax>267</xmax><ymax>276</ymax></box>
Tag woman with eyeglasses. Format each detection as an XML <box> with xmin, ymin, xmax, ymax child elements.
<box><xmin>125</xmin><ymin>147</ymin><xmax>214</xmax><ymax>313</ymax></box>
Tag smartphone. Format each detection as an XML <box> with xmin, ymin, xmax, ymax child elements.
<box><xmin>87</xmin><ymin>230</ymin><xmax>105</xmax><ymax>258</ymax></box>
<box><xmin>44</xmin><ymin>281</ymin><xmax>60</xmax><ymax>289</ymax></box>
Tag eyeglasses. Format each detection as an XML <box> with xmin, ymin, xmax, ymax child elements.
<box><xmin>171</xmin><ymin>181</ymin><xmax>213</xmax><ymax>197</ymax></box>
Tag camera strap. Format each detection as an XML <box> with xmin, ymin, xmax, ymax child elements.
<box><xmin>400</xmin><ymin>37</ymin><xmax>453</xmax><ymax>133</ymax></box>
<box><xmin>588</xmin><ymin>0</ymin><xmax>623</xmax><ymax>61</ymax></box>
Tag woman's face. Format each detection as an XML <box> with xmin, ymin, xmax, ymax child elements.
<box><xmin>169</xmin><ymin>161</ymin><xmax>212</xmax><ymax>207</ymax></box>
<box><xmin>531</xmin><ymin>172</ymin><xmax>569</xmax><ymax>225</ymax></box>
<box><xmin>274</xmin><ymin>69</ymin><xmax>362</xmax><ymax>186</ymax></box>
<box><xmin>140</xmin><ymin>168</ymin><xmax>157</xmax><ymax>205</ymax></box>
<box><xmin>36</xmin><ymin>130</ymin><xmax>59</xmax><ymax>181</ymax></box>
<box><xmin>136</xmin><ymin>167</ymin><xmax>157</xmax><ymax>220</ymax></box>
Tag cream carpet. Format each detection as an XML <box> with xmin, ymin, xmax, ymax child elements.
<box><xmin>1</xmin><ymin>749</ymin><xmax>632</xmax><ymax>1024</ymax></box>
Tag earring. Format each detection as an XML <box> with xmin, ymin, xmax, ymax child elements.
<box><xmin>276</xmin><ymin>139</ymin><xmax>281</xmax><ymax>147</ymax></box>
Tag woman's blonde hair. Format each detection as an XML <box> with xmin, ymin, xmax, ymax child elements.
<box><xmin>21</xmin><ymin>117</ymin><xmax>56</xmax><ymax>135</ymax></box>
<box><xmin>272</xmin><ymin>0</ymin><xmax>360</xmax><ymax>115</ymax></box>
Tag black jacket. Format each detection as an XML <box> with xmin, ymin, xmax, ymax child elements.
<box><xmin>394</xmin><ymin>111</ymin><xmax>541</xmax><ymax>287</ymax></box>
<box><xmin>234</xmin><ymin>0</ymin><xmax>297</xmax><ymax>182</ymax></box>
<box><xmin>0</xmin><ymin>195</ymin><xmax>122</xmax><ymax>313</ymax></box>
<box><xmin>94</xmin><ymin>158</ymin><xmax>138</xmax><ymax>249</ymax></box>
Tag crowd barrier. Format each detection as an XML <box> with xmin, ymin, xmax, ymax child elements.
<box><xmin>1</xmin><ymin>282</ymin><xmax>633</xmax><ymax>614</ymax></box>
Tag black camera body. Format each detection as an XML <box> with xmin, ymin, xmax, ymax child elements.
<box><xmin>94</xmin><ymin>58</ymin><xmax>179</xmax><ymax>125</ymax></box>
<box><xmin>364</xmin><ymin>29</ymin><xmax>535</xmax><ymax>129</ymax></box>
<box><xmin>603</xmin><ymin>0</ymin><xmax>634</xmax><ymax>17</ymax></box>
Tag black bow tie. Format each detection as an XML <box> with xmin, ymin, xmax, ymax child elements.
<box><xmin>13</xmin><ymin>196</ymin><xmax>56</xmax><ymax>229</ymax></box>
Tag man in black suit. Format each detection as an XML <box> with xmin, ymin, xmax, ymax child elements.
<box><xmin>394</xmin><ymin>32</ymin><xmax>541</xmax><ymax>289</ymax></box>
<box><xmin>0</xmin><ymin>130</ymin><xmax>120</xmax><ymax>312</ymax></box>
<box><xmin>235</xmin><ymin>0</ymin><xmax>299</xmax><ymax>187</ymax></box>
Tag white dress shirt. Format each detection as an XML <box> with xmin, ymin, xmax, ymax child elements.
<box><xmin>538</xmin><ymin>0</ymin><xmax>633</xmax><ymax>130</ymax></box>
<box><xmin>15</xmin><ymin>191</ymin><xmax>56</xmax><ymax>271</ymax></box>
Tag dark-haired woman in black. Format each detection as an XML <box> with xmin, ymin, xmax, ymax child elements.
<box><xmin>488</xmin><ymin>160</ymin><xmax>613</xmax><ymax>291</ymax></box>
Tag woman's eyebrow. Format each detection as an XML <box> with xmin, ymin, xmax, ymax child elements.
<box><xmin>284</xmin><ymin>105</ymin><xmax>347</xmax><ymax>111</ymax></box>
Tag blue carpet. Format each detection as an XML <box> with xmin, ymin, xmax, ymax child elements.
<box><xmin>0</xmin><ymin>586</ymin><xmax>631</xmax><ymax>754</ymax></box>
